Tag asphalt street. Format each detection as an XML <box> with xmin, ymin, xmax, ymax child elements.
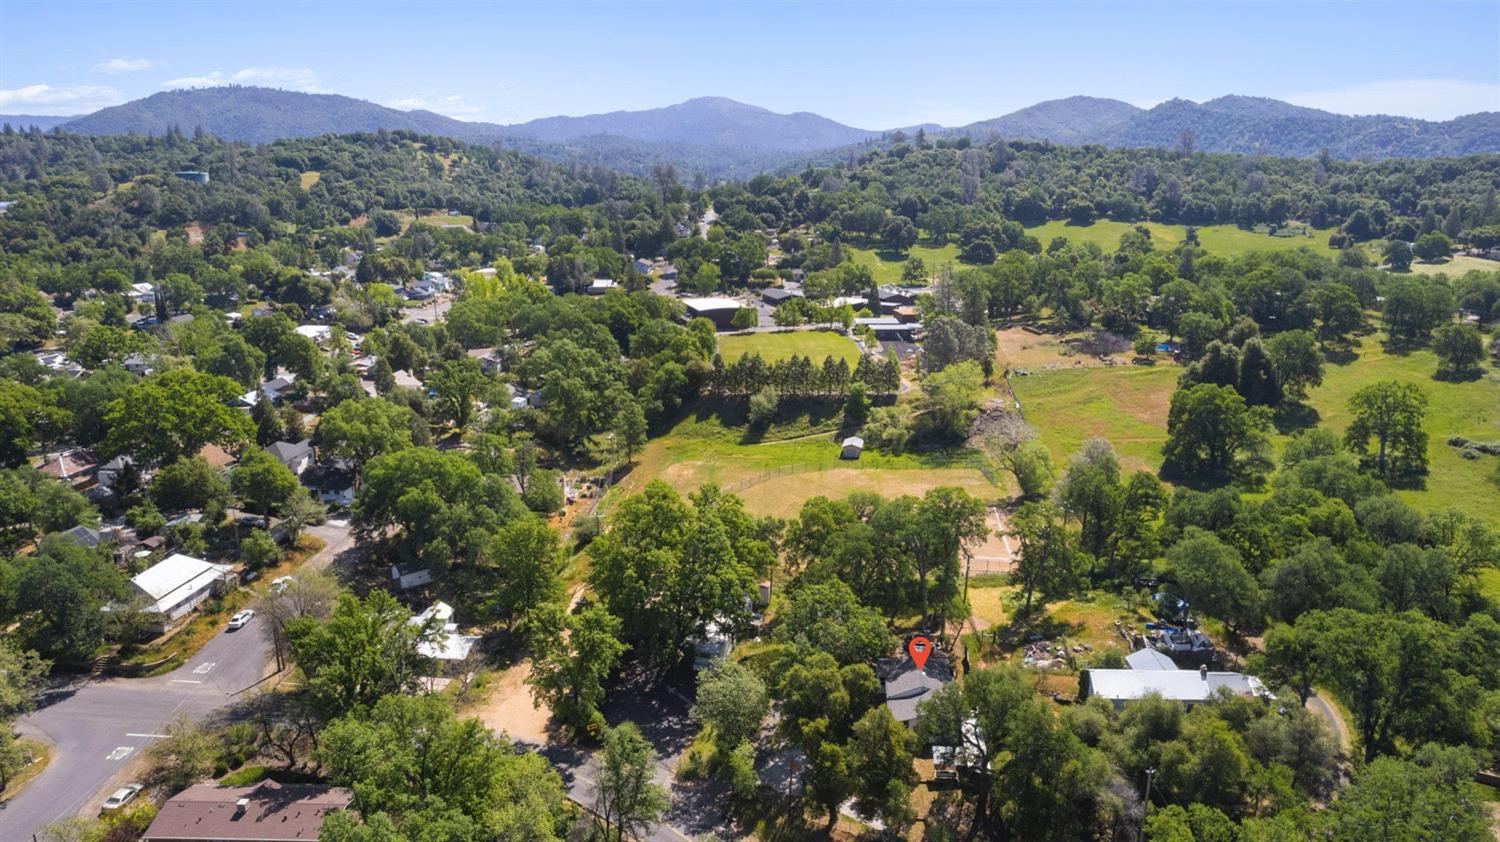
<box><xmin>1</xmin><ymin>621</ymin><xmax>272</xmax><ymax>836</ymax></box>
<box><xmin>0</xmin><ymin>520</ymin><xmax>354</xmax><ymax>838</ymax></box>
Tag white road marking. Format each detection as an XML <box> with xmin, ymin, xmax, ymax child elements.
<box><xmin>126</xmin><ymin>733</ymin><xmax>169</xmax><ymax>738</ymax></box>
<box><xmin>106</xmin><ymin>746</ymin><xmax>134</xmax><ymax>760</ymax></box>
<box><xmin>192</xmin><ymin>662</ymin><xmax>216</xmax><ymax>675</ymax></box>
<box><xmin>170</xmin><ymin>679</ymin><xmax>203</xmax><ymax>684</ymax></box>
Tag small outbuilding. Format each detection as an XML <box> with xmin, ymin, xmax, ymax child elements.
<box><xmin>840</xmin><ymin>436</ymin><xmax>864</xmax><ymax>460</ymax></box>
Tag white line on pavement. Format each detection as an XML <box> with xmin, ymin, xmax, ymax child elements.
<box><xmin>125</xmin><ymin>733</ymin><xmax>169</xmax><ymax>738</ymax></box>
<box><xmin>170</xmin><ymin>679</ymin><xmax>203</xmax><ymax>684</ymax></box>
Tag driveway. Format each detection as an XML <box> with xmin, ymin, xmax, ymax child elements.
<box><xmin>401</xmin><ymin>294</ymin><xmax>452</xmax><ymax>325</ymax></box>
<box><xmin>531</xmin><ymin>666</ymin><xmax>734</xmax><ymax>842</ymax></box>
<box><xmin>2</xmin><ymin>624</ymin><xmax>272</xmax><ymax>835</ymax></box>
<box><xmin>0</xmin><ymin>520</ymin><xmax>354</xmax><ymax>837</ymax></box>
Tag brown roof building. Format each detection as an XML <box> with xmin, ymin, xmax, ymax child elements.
<box><xmin>142</xmin><ymin>780</ymin><xmax>352</xmax><ymax>841</ymax></box>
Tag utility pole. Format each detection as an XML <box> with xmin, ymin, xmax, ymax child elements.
<box><xmin>1138</xmin><ymin>766</ymin><xmax>1156</xmax><ymax>842</ymax></box>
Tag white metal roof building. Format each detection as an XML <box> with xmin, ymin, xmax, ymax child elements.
<box><xmin>1079</xmin><ymin>668</ymin><xmax>1268</xmax><ymax>710</ymax></box>
<box><xmin>128</xmin><ymin>554</ymin><xmax>233</xmax><ymax>622</ymax></box>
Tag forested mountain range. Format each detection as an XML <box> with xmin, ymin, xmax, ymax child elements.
<box><xmin>3</xmin><ymin>86</ymin><xmax>1496</xmax><ymax>180</ymax></box>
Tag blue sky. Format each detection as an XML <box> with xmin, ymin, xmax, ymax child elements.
<box><xmin>2</xmin><ymin>1</ymin><xmax>1497</xmax><ymax>125</ymax></box>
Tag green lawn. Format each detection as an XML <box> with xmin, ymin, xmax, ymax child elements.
<box><xmin>717</xmin><ymin>330</ymin><xmax>861</xmax><ymax>365</ymax></box>
<box><xmin>1009</xmin><ymin>364</ymin><xmax>1178</xmax><ymax>474</ymax></box>
<box><xmin>1025</xmin><ymin>219</ymin><xmax>1339</xmax><ymax>257</ymax></box>
<box><xmin>611</xmin><ymin>402</ymin><xmax>996</xmax><ymax>518</ymax></box>
<box><xmin>847</xmin><ymin>242</ymin><xmax>960</xmax><ymax>284</ymax></box>
<box><xmin>1009</xmin><ymin>335</ymin><xmax>1500</xmax><ymax>527</ymax></box>
<box><xmin>1401</xmin><ymin>255</ymin><xmax>1497</xmax><ymax>277</ymax></box>
<box><xmin>1287</xmin><ymin>338</ymin><xmax>1500</xmax><ymax>527</ymax></box>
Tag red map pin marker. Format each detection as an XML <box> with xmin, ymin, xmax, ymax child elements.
<box><xmin>907</xmin><ymin>635</ymin><xmax>931</xmax><ymax>671</ymax></box>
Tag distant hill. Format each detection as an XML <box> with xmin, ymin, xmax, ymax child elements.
<box><xmin>0</xmin><ymin>114</ymin><xmax>79</xmax><ymax>132</ymax></box>
<box><xmin>1093</xmin><ymin>96</ymin><xmax>1500</xmax><ymax>158</ymax></box>
<box><xmin>54</xmin><ymin>87</ymin><xmax>502</xmax><ymax>145</ymax></box>
<box><xmin>12</xmin><ymin>86</ymin><xmax>1497</xmax><ymax>180</ymax></box>
<box><xmin>506</xmin><ymin>95</ymin><xmax>877</xmax><ymax>151</ymax></box>
<box><xmin>949</xmin><ymin>96</ymin><xmax>1142</xmax><ymax>144</ymax></box>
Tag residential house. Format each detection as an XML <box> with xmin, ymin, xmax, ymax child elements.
<box><xmin>57</xmin><ymin>524</ymin><xmax>105</xmax><ymax>548</ymax></box>
<box><xmin>122</xmin><ymin>553</ymin><xmax>234</xmax><ymax>632</ymax></box>
<box><xmin>130</xmin><ymin>282</ymin><xmax>156</xmax><ymax>305</ymax></box>
<box><xmin>265</xmin><ymin>440</ymin><xmax>314</xmax><ymax>477</ymax></box>
<box><xmin>142</xmin><ymin>780</ymin><xmax>352</xmax><ymax>842</ymax></box>
<box><xmin>1124</xmin><ymin>648</ymin><xmax>1179</xmax><ymax>671</ymax></box>
<box><xmin>235</xmin><ymin>372</ymin><xmax>298</xmax><ymax>408</ymax></box>
<box><xmin>405</xmin><ymin>278</ymin><xmax>438</xmax><ymax>300</ymax></box>
<box><xmin>411</xmin><ymin>601</ymin><xmax>482</xmax><ymax>662</ymax></box>
<box><xmin>32</xmin><ymin>350</ymin><xmax>84</xmax><ymax>378</ymax></box>
<box><xmin>587</xmin><ymin>278</ymin><xmax>618</xmax><ymax>295</ymax></box>
<box><xmin>171</xmin><ymin>170</ymin><xmax>210</xmax><ymax>184</ymax></box>
<box><xmin>690</xmin><ymin>619</ymin><xmax>733</xmax><ymax>670</ymax></box>
<box><xmin>122</xmin><ymin>352</ymin><xmax>154</xmax><ymax>375</ymax></box>
<box><xmin>632</xmin><ymin>257</ymin><xmax>653</xmax><ymax>275</ymax></box>
<box><xmin>294</xmin><ymin>324</ymin><xmax>332</xmax><ymax>345</ymax></box>
<box><xmin>34</xmin><ymin>448</ymin><xmax>99</xmax><ymax>491</ymax></box>
<box><xmin>466</xmin><ymin>346</ymin><xmax>504</xmax><ymax>374</ymax></box>
<box><xmin>659</xmin><ymin>263</ymin><xmax>679</xmax><ymax>281</ymax></box>
<box><xmin>1077</xmin><ymin>666</ymin><xmax>1269</xmax><ymax>710</ymax></box>
<box><xmin>831</xmin><ymin>296</ymin><xmax>868</xmax><ymax>309</ymax></box>
<box><xmin>196</xmin><ymin>442</ymin><xmax>238</xmax><ymax>472</ymax></box>
<box><xmin>96</xmin><ymin>455</ymin><xmax>140</xmax><ymax>493</ymax></box>
<box><xmin>303</xmin><ymin>464</ymin><xmax>356</xmax><ymax>508</ymax></box>
<box><xmin>391</xmin><ymin>369</ymin><xmax>425</xmax><ymax>391</ymax></box>
<box><xmin>880</xmin><ymin>652</ymin><xmax>954</xmax><ymax>727</ymax></box>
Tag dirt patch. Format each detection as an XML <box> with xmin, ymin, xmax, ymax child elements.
<box><xmin>185</xmin><ymin>223</ymin><xmax>204</xmax><ymax>244</ymax></box>
<box><xmin>347</xmin><ymin>214</ymin><xmax>368</xmax><ymax>228</ymax></box>
<box><xmin>996</xmin><ymin>327</ymin><xmax>1136</xmax><ymax>371</ymax></box>
<box><xmin>470</xmin><ymin>660</ymin><xmax>551</xmax><ymax>745</ymax></box>
<box><xmin>968</xmin><ymin>507</ymin><xmax>1017</xmax><ymax>577</ymax></box>
<box><xmin>736</xmin><ymin>467</ymin><xmax>996</xmax><ymax>518</ymax></box>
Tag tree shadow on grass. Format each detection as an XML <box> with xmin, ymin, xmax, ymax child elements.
<box><xmin>1273</xmin><ymin>402</ymin><xmax>1321</xmax><ymax>434</ymax></box>
<box><xmin>1322</xmin><ymin>347</ymin><xmax>1359</xmax><ymax>366</ymax></box>
<box><xmin>1433</xmin><ymin>367</ymin><xmax>1486</xmax><ymax>383</ymax></box>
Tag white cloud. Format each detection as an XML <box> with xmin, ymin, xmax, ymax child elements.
<box><xmin>386</xmin><ymin>93</ymin><xmax>488</xmax><ymax>120</ymax></box>
<box><xmin>1283</xmin><ymin>79</ymin><xmax>1500</xmax><ymax>121</ymax></box>
<box><xmin>0</xmin><ymin>83</ymin><xmax>123</xmax><ymax>113</ymax></box>
<box><xmin>93</xmin><ymin>57</ymin><xmax>153</xmax><ymax>75</ymax></box>
<box><xmin>162</xmin><ymin>71</ymin><xmax>226</xmax><ymax>89</ymax></box>
<box><xmin>161</xmin><ymin>67</ymin><xmax>322</xmax><ymax>92</ymax></box>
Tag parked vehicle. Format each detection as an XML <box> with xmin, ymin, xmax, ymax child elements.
<box><xmin>102</xmin><ymin>783</ymin><xmax>142</xmax><ymax>812</ymax></box>
<box><xmin>227</xmin><ymin>609</ymin><xmax>255</xmax><ymax>630</ymax></box>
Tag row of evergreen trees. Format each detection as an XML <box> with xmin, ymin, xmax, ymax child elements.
<box><xmin>707</xmin><ymin>352</ymin><xmax>901</xmax><ymax>397</ymax></box>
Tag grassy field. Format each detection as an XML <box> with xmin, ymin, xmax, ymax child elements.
<box><xmin>1025</xmin><ymin>219</ymin><xmax>1339</xmax><ymax>257</ymax></box>
<box><xmin>400</xmin><ymin>211</ymin><xmax>474</xmax><ymax>231</ymax></box>
<box><xmin>1401</xmin><ymin>255</ymin><xmax>1497</xmax><ymax>277</ymax></box>
<box><xmin>1009</xmin><ymin>364</ymin><xmax>1178</xmax><ymax>474</ymax></box>
<box><xmin>1291</xmin><ymin>339</ymin><xmax>1499</xmax><ymax>526</ymax></box>
<box><xmin>1007</xmin><ymin>330</ymin><xmax>1500</xmax><ymax>526</ymax></box>
<box><xmin>847</xmin><ymin>242</ymin><xmax>960</xmax><ymax>284</ymax></box>
<box><xmin>611</xmin><ymin>404</ymin><xmax>997</xmax><ymax>518</ymax></box>
<box><xmin>299</xmin><ymin>171</ymin><xmax>321</xmax><ymax>190</ymax></box>
<box><xmin>717</xmin><ymin>329</ymin><xmax>861</xmax><ymax>365</ymax></box>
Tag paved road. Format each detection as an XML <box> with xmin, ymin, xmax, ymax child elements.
<box><xmin>2</xmin><ymin>624</ymin><xmax>271</xmax><ymax>835</ymax></box>
<box><xmin>0</xmin><ymin>520</ymin><xmax>354</xmax><ymax>837</ymax></box>
<box><xmin>401</xmin><ymin>294</ymin><xmax>452</xmax><ymax>325</ymax></box>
